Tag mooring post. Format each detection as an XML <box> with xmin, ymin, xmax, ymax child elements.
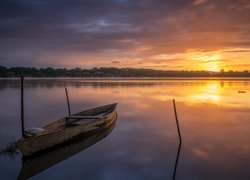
<box><xmin>173</xmin><ymin>99</ymin><xmax>182</xmax><ymax>180</ymax></box>
<box><xmin>21</xmin><ymin>76</ymin><xmax>25</xmax><ymax>137</ymax></box>
<box><xmin>172</xmin><ymin>99</ymin><xmax>182</xmax><ymax>180</ymax></box>
<box><xmin>65</xmin><ymin>88</ymin><xmax>71</xmax><ymax>116</ymax></box>
<box><xmin>173</xmin><ymin>99</ymin><xmax>182</xmax><ymax>143</ymax></box>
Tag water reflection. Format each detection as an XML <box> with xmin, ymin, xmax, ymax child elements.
<box><xmin>18</xmin><ymin>118</ymin><xmax>117</xmax><ymax>180</ymax></box>
<box><xmin>173</xmin><ymin>141</ymin><xmax>181</xmax><ymax>180</ymax></box>
<box><xmin>1</xmin><ymin>78</ymin><xmax>250</xmax><ymax>90</ymax></box>
<box><xmin>0</xmin><ymin>79</ymin><xmax>250</xmax><ymax>180</ymax></box>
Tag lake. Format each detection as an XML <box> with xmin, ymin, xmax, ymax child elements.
<box><xmin>0</xmin><ymin>78</ymin><xmax>250</xmax><ymax>180</ymax></box>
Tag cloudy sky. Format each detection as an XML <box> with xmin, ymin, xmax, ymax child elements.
<box><xmin>0</xmin><ymin>0</ymin><xmax>250</xmax><ymax>71</ymax></box>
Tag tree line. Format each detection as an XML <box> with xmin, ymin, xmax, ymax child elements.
<box><xmin>0</xmin><ymin>66</ymin><xmax>249</xmax><ymax>77</ymax></box>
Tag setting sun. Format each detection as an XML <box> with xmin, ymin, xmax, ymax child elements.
<box><xmin>206</xmin><ymin>62</ymin><xmax>220</xmax><ymax>72</ymax></box>
<box><xmin>185</xmin><ymin>52</ymin><xmax>223</xmax><ymax>71</ymax></box>
<box><xmin>201</xmin><ymin>54</ymin><xmax>221</xmax><ymax>71</ymax></box>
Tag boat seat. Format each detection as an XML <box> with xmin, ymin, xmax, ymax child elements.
<box><xmin>66</xmin><ymin>115</ymin><xmax>104</xmax><ymax>120</ymax></box>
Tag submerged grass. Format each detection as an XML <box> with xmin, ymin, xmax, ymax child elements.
<box><xmin>0</xmin><ymin>140</ymin><xmax>20</xmax><ymax>160</ymax></box>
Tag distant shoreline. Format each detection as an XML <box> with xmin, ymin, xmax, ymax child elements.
<box><xmin>1</xmin><ymin>66</ymin><xmax>250</xmax><ymax>78</ymax></box>
<box><xmin>1</xmin><ymin>77</ymin><xmax>250</xmax><ymax>81</ymax></box>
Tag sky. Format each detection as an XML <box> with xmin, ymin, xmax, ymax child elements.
<box><xmin>0</xmin><ymin>0</ymin><xmax>250</xmax><ymax>71</ymax></box>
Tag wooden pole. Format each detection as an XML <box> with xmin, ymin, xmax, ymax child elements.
<box><xmin>173</xmin><ymin>99</ymin><xmax>182</xmax><ymax>143</ymax></box>
<box><xmin>172</xmin><ymin>99</ymin><xmax>182</xmax><ymax>180</ymax></box>
<box><xmin>21</xmin><ymin>77</ymin><xmax>25</xmax><ymax>137</ymax></box>
<box><xmin>65</xmin><ymin>88</ymin><xmax>71</xmax><ymax>116</ymax></box>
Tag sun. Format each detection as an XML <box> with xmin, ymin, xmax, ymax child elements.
<box><xmin>186</xmin><ymin>52</ymin><xmax>222</xmax><ymax>71</ymax></box>
<box><xmin>203</xmin><ymin>54</ymin><xmax>221</xmax><ymax>71</ymax></box>
<box><xmin>206</xmin><ymin>62</ymin><xmax>220</xmax><ymax>72</ymax></box>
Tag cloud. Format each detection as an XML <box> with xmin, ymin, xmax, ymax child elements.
<box><xmin>191</xmin><ymin>0</ymin><xmax>207</xmax><ymax>6</ymax></box>
<box><xmin>0</xmin><ymin>0</ymin><xmax>250</xmax><ymax>69</ymax></box>
<box><xmin>222</xmin><ymin>49</ymin><xmax>250</xmax><ymax>53</ymax></box>
<box><xmin>192</xmin><ymin>148</ymin><xmax>209</xmax><ymax>159</ymax></box>
<box><xmin>142</xmin><ymin>64</ymin><xmax>184</xmax><ymax>69</ymax></box>
<box><xmin>112</xmin><ymin>61</ymin><xmax>120</xmax><ymax>64</ymax></box>
<box><xmin>222</xmin><ymin>64</ymin><xmax>250</xmax><ymax>70</ymax></box>
<box><xmin>203</xmin><ymin>59</ymin><xmax>231</xmax><ymax>63</ymax></box>
<box><xmin>205</xmin><ymin>4</ymin><xmax>216</xmax><ymax>10</ymax></box>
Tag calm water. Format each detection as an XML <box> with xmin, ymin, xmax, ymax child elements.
<box><xmin>0</xmin><ymin>78</ymin><xmax>250</xmax><ymax>180</ymax></box>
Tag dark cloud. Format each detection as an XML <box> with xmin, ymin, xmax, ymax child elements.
<box><xmin>112</xmin><ymin>61</ymin><xmax>120</xmax><ymax>64</ymax></box>
<box><xmin>203</xmin><ymin>59</ymin><xmax>231</xmax><ymax>63</ymax></box>
<box><xmin>0</xmin><ymin>0</ymin><xmax>250</xmax><ymax>67</ymax></box>
<box><xmin>222</xmin><ymin>50</ymin><xmax>250</xmax><ymax>53</ymax></box>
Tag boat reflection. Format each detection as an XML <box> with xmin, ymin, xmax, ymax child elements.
<box><xmin>18</xmin><ymin>116</ymin><xmax>117</xmax><ymax>180</ymax></box>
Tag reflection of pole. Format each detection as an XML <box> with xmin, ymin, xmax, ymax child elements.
<box><xmin>21</xmin><ymin>77</ymin><xmax>25</xmax><ymax>137</ymax></box>
<box><xmin>172</xmin><ymin>99</ymin><xmax>182</xmax><ymax>180</ymax></box>
<box><xmin>173</xmin><ymin>140</ymin><xmax>182</xmax><ymax>180</ymax></box>
<box><xmin>65</xmin><ymin>88</ymin><xmax>71</xmax><ymax>116</ymax></box>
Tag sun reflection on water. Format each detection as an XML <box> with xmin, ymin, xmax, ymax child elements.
<box><xmin>0</xmin><ymin>79</ymin><xmax>250</xmax><ymax>180</ymax></box>
<box><xmin>188</xmin><ymin>82</ymin><xmax>222</xmax><ymax>104</ymax></box>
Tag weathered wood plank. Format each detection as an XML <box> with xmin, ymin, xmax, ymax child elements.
<box><xmin>66</xmin><ymin>115</ymin><xmax>103</xmax><ymax>119</ymax></box>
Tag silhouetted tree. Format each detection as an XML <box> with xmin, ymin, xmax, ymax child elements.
<box><xmin>0</xmin><ymin>66</ymin><xmax>249</xmax><ymax>77</ymax></box>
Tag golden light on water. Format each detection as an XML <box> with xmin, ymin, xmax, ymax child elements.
<box><xmin>189</xmin><ymin>83</ymin><xmax>222</xmax><ymax>104</ymax></box>
<box><xmin>35</xmin><ymin>80</ymin><xmax>250</xmax><ymax>111</ymax></box>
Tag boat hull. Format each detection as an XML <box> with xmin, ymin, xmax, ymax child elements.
<box><xmin>18</xmin><ymin>117</ymin><xmax>117</xmax><ymax>180</ymax></box>
<box><xmin>16</xmin><ymin>103</ymin><xmax>117</xmax><ymax>156</ymax></box>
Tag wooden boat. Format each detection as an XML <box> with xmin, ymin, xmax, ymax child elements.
<box><xmin>16</xmin><ymin>103</ymin><xmax>118</xmax><ymax>156</ymax></box>
<box><xmin>18</xmin><ymin>117</ymin><xmax>117</xmax><ymax>180</ymax></box>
